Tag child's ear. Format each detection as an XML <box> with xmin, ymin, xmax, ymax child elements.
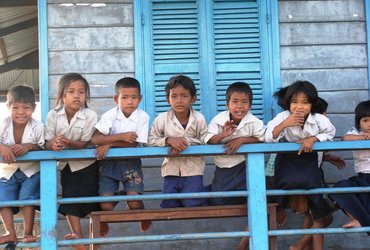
<box><xmin>191</xmin><ymin>95</ymin><xmax>196</xmax><ymax>104</ymax></box>
<box><xmin>113</xmin><ymin>95</ymin><xmax>119</xmax><ymax>104</ymax></box>
<box><xmin>32</xmin><ymin>103</ymin><xmax>37</xmax><ymax>112</ymax></box>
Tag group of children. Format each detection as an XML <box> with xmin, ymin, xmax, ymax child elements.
<box><xmin>0</xmin><ymin>73</ymin><xmax>369</xmax><ymax>250</ymax></box>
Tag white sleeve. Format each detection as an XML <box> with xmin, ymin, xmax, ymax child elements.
<box><xmin>315</xmin><ymin>114</ymin><xmax>336</xmax><ymax>142</ymax></box>
<box><xmin>44</xmin><ymin>111</ymin><xmax>57</xmax><ymax>141</ymax></box>
<box><xmin>204</xmin><ymin>117</ymin><xmax>220</xmax><ymax>143</ymax></box>
<box><xmin>94</xmin><ymin>112</ymin><xmax>113</xmax><ymax>135</ymax></box>
<box><xmin>136</xmin><ymin>114</ymin><xmax>149</xmax><ymax>143</ymax></box>
<box><xmin>264</xmin><ymin>112</ymin><xmax>285</xmax><ymax>143</ymax></box>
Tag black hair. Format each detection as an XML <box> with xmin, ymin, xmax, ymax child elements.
<box><xmin>284</xmin><ymin>80</ymin><xmax>319</xmax><ymax>114</ymax></box>
<box><xmin>226</xmin><ymin>82</ymin><xmax>253</xmax><ymax>105</ymax></box>
<box><xmin>273</xmin><ymin>86</ymin><xmax>289</xmax><ymax>109</ymax></box>
<box><xmin>115</xmin><ymin>77</ymin><xmax>141</xmax><ymax>95</ymax></box>
<box><xmin>56</xmin><ymin>73</ymin><xmax>90</xmax><ymax>108</ymax></box>
<box><xmin>7</xmin><ymin>85</ymin><xmax>36</xmax><ymax>108</ymax></box>
<box><xmin>165</xmin><ymin>75</ymin><xmax>196</xmax><ymax>99</ymax></box>
<box><xmin>354</xmin><ymin>100</ymin><xmax>370</xmax><ymax>130</ymax></box>
<box><xmin>316</xmin><ymin>97</ymin><xmax>328</xmax><ymax>115</ymax></box>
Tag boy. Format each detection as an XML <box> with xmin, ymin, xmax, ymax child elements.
<box><xmin>148</xmin><ymin>74</ymin><xmax>208</xmax><ymax>208</ymax></box>
<box><xmin>0</xmin><ymin>85</ymin><xmax>44</xmax><ymax>244</ymax></box>
<box><xmin>205</xmin><ymin>82</ymin><xmax>265</xmax><ymax>205</ymax></box>
<box><xmin>91</xmin><ymin>77</ymin><xmax>151</xmax><ymax>233</ymax></box>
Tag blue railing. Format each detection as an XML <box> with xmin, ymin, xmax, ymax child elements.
<box><xmin>1</xmin><ymin>140</ymin><xmax>370</xmax><ymax>249</ymax></box>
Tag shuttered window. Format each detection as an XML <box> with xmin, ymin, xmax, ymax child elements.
<box><xmin>137</xmin><ymin>0</ymin><xmax>275</xmax><ymax>122</ymax></box>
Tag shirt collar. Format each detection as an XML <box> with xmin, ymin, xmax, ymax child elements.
<box><xmin>168</xmin><ymin>107</ymin><xmax>195</xmax><ymax>127</ymax></box>
<box><xmin>116</xmin><ymin>107</ymin><xmax>139</xmax><ymax>122</ymax></box>
<box><xmin>56</xmin><ymin>106</ymin><xmax>86</xmax><ymax>120</ymax></box>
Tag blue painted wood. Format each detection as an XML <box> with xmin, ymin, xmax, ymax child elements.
<box><xmin>40</xmin><ymin>160</ymin><xmax>58</xmax><ymax>250</ymax></box>
<box><xmin>365</xmin><ymin>0</ymin><xmax>370</xmax><ymax>96</ymax></box>
<box><xmin>38</xmin><ymin>0</ymin><xmax>49</xmax><ymax>122</ymax></box>
<box><xmin>247</xmin><ymin>153</ymin><xmax>269</xmax><ymax>250</ymax></box>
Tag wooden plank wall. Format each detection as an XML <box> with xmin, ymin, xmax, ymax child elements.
<box><xmin>47</xmin><ymin>0</ymin><xmax>135</xmax><ymax>115</ymax></box>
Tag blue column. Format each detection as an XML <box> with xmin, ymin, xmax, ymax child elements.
<box><xmin>247</xmin><ymin>153</ymin><xmax>269</xmax><ymax>249</ymax></box>
<box><xmin>40</xmin><ymin>160</ymin><xmax>58</xmax><ymax>249</ymax></box>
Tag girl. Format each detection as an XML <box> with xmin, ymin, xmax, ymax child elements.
<box><xmin>45</xmin><ymin>73</ymin><xmax>99</xmax><ymax>250</ymax></box>
<box><xmin>265</xmin><ymin>81</ymin><xmax>335</xmax><ymax>250</ymax></box>
<box><xmin>331</xmin><ymin>100</ymin><xmax>370</xmax><ymax>230</ymax></box>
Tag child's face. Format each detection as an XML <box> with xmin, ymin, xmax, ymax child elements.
<box><xmin>289</xmin><ymin>92</ymin><xmax>312</xmax><ymax>118</ymax></box>
<box><xmin>167</xmin><ymin>85</ymin><xmax>196</xmax><ymax>115</ymax></box>
<box><xmin>114</xmin><ymin>87</ymin><xmax>142</xmax><ymax>117</ymax></box>
<box><xmin>227</xmin><ymin>92</ymin><xmax>251</xmax><ymax>123</ymax></box>
<box><xmin>9</xmin><ymin>102</ymin><xmax>35</xmax><ymax>126</ymax></box>
<box><xmin>63</xmin><ymin>80</ymin><xmax>87</xmax><ymax>113</ymax></box>
<box><xmin>359</xmin><ymin>116</ymin><xmax>370</xmax><ymax>133</ymax></box>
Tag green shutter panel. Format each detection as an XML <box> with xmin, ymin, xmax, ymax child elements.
<box><xmin>212</xmin><ymin>0</ymin><xmax>264</xmax><ymax>119</ymax></box>
<box><xmin>149</xmin><ymin>0</ymin><xmax>202</xmax><ymax>116</ymax></box>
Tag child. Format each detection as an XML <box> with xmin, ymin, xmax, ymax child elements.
<box><xmin>45</xmin><ymin>73</ymin><xmax>99</xmax><ymax>250</ymax></box>
<box><xmin>0</xmin><ymin>85</ymin><xmax>44</xmax><ymax>244</ymax></box>
<box><xmin>148</xmin><ymin>74</ymin><xmax>208</xmax><ymax>208</ymax></box>
<box><xmin>265</xmin><ymin>80</ymin><xmax>335</xmax><ymax>250</ymax></box>
<box><xmin>330</xmin><ymin>100</ymin><xmax>370</xmax><ymax>230</ymax></box>
<box><xmin>205</xmin><ymin>82</ymin><xmax>265</xmax><ymax>205</ymax></box>
<box><xmin>91</xmin><ymin>77</ymin><xmax>151</xmax><ymax>232</ymax></box>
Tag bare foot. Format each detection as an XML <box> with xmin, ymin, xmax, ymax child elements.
<box><xmin>140</xmin><ymin>220</ymin><xmax>152</xmax><ymax>232</ymax></box>
<box><xmin>100</xmin><ymin>222</ymin><xmax>109</xmax><ymax>237</ymax></box>
<box><xmin>64</xmin><ymin>233</ymin><xmax>86</xmax><ymax>250</ymax></box>
<box><xmin>0</xmin><ymin>234</ymin><xmax>18</xmax><ymax>244</ymax></box>
<box><xmin>296</xmin><ymin>196</ymin><xmax>308</xmax><ymax>214</ymax></box>
<box><xmin>277</xmin><ymin>209</ymin><xmax>287</xmax><ymax>227</ymax></box>
<box><xmin>22</xmin><ymin>235</ymin><xmax>37</xmax><ymax>243</ymax></box>
<box><xmin>343</xmin><ymin>219</ymin><xmax>361</xmax><ymax>228</ymax></box>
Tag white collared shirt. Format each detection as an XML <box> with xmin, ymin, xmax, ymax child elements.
<box><xmin>44</xmin><ymin>106</ymin><xmax>97</xmax><ymax>172</ymax></box>
<box><xmin>205</xmin><ymin>110</ymin><xmax>265</xmax><ymax>168</ymax></box>
<box><xmin>95</xmin><ymin>107</ymin><xmax>149</xmax><ymax>144</ymax></box>
<box><xmin>0</xmin><ymin>116</ymin><xmax>44</xmax><ymax>179</ymax></box>
<box><xmin>148</xmin><ymin>108</ymin><xmax>207</xmax><ymax>177</ymax></box>
<box><xmin>346</xmin><ymin>129</ymin><xmax>370</xmax><ymax>174</ymax></box>
<box><xmin>265</xmin><ymin>110</ymin><xmax>335</xmax><ymax>143</ymax></box>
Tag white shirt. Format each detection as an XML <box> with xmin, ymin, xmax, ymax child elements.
<box><xmin>95</xmin><ymin>107</ymin><xmax>149</xmax><ymax>144</ymax></box>
<box><xmin>44</xmin><ymin>106</ymin><xmax>97</xmax><ymax>172</ymax></box>
<box><xmin>0</xmin><ymin>116</ymin><xmax>44</xmax><ymax>179</ymax></box>
<box><xmin>346</xmin><ymin>129</ymin><xmax>370</xmax><ymax>174</ymax></box>
<box><xmin>148</xmin><ymin>108</ymin><xmax>207</xmax><ymax>177</ymax></box>
<box><xmin>205</xmin><ymin>110</ymin><xmax>265</xmax><ymax>168</ymax></box>
<box><xmin>265</xmin><ymin>111</ymin><xmax>336</xmax><ymax>143</ymax></box>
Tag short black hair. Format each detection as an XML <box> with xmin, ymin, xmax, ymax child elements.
<box><xmin>226</xmin><ymin>82</ymin><xmax>253</xmax><ymax>105</ymax></box>
<box><xmin>273</xmin><ymin>86</ymin><xmax>289</xmax><ymax>109</ymax></box>
<box><xmin>7</xmin><ymin>85</ymin><xmax>36</xmax><ymax>108</ymax></box>
<box><xmin>165</xmin><ymin>75</ymin><xmax>196</xmax><ymax>99</ymax></box>
<box><xmin>284</xmin><ymin>80</ymin><xmax>319</xmax><ymax>113</ymax></box>
<box><xmin>354</xmin><ymin>100</ymin><xmax>370</xmax><ymax>130</ymax></box>
<box><xmin>115</xmin><ymin>77</ymin><xmax>141</xmax><ymax>95</ymax></box>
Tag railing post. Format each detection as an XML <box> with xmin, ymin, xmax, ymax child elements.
<box><xmin>40</xmin><ymin>160</ymin><xmax>58</xmax><ymax>249</ymax></box>
<box><xmin>247</xmin><ymin>153</ymin><xmax>268</xmax><ymax>250</ymax></box>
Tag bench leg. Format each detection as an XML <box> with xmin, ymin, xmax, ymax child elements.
<box><xmin>89</xmin><ymin>216</ymin><xmax>101</xmax><ymax>250</ymax></box>
<box><xmin>268</xmin><ymin>206</ymin><xmax>278</xmax><ymax>250</ymax></box>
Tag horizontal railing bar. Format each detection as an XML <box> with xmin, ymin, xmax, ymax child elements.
<box><xmin>1</xmin><ymin>186</ymin><xmax>369</xmax><ymax>207</ymax></box>
<box><xmin>0</xmin><ymin>242</ymin><xmax>40</xmax><ymax>248</ymax></box>
<box><xmin>11</xmin><ymin>140</ymin><xmax>370</xmax><ymax>162</ymax></box>
<box><xmin>270</xmin><ymin>227</ymin><xmax>370</xmax><ymax>236</ymax></box>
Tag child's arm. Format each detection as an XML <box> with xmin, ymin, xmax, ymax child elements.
<box><xmin>323</xmin><ymin>153</ymin><xmax>346</xmax><ymax>169</ymax></box>
<box><xmin>11</xmin><ymin>143</ymin><xmax>42</xmax><ymax>157</ymax></box>
<box><xmin>207</xmin><ymin>121</ymin><xmax>237</xmax><ymax>144</ymax></box>
<box><xmin>272</xmin><ymin>112</ymin><xmax>304</xmax><ymax>139</ymax></box>
<box><xmin>343</xmin><ymin>133</ymin><xmax>370</xmax><ymax>141</ymax></box>
<box><xmin>0</xmin><ymin>144</ymin><xmax>16</xmax><ymax>163</ymax></box>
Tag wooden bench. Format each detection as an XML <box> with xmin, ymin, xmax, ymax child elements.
<box><xmin>89</xmin><ymin>203</ymin><xmax>278</xmax><ymax>250</ymax></box>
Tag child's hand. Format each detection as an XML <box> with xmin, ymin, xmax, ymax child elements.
<box><xmin>284</xmin><ymin>111</ymin><xmax>305</xmax><ymax>128</ymax></box>
<box><xmin>94</xmin><ymin>144</ymin><xmax>111</xmax><ymax>160</ymax></box>
<box><xmin>121</xmin><ymin>132</ymin><xmax>138</xmax><ymax>143</ymax></box>
<box><xmin>10</xmin><ymin>144</ymin><xmax>29</xmax><ymax>157</ymax></box>
<box><xmin>297</xmin><ymin>136</ymin><xmax>318</xmax><ymax>155</ymax></box>
<box><xmin>166</xmin><ymin>137</ymin><xmax>188</xmax><ymax>154</ymax></box>
<box><xmin>51</xmin><ymin>134</ymin><xmax>70</xmax><ymax>151</ymax></box>
<box><xmin>168</xmin><ymin>147</ymin><xmax>180</xmax><ymax>157</ymax></box>
<box><xmin>362</xmin><ymin>133</ymin><xmax>370</xmax><ymax>140</ymax></box>
<box><xmin>324</xmin><ymin>153</ymin><xmax>346</xmax><ymax>169</ymax></box>
<box><xmin>0</xmin><ymin>145</ymin><xmax>16</xmax><ymax>163</ymax></box>
<box><xmin>224</xmin><ymin>137</ymin><xmax>245</xmax><ymax>155</ymax></box>
<box><xmin>221</xmin><ymin>121</ymin><xmax>237</xmax><ymax>138</ymax></box>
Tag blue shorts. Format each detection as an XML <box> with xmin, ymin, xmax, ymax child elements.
<box><xmin>99</xmin><ymin>159</ymin><xmax>144</xmax><ymax>195</ymax></box>
<box><xmin>0</xmin><ymin>169</ymin><xmax>40</xmax><ymax>202</ymax></box>
<box><xmin>161</xmin><ymin>175</ymin><xmax>208</xmax><ymax>208</ymax></box>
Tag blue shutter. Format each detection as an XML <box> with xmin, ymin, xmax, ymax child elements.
<box><xmin>147</xmin><ymin>0</ymin><xmax>202</xmax><ymax>117</ymax></box>
<box><xmin>212</xmin><ymin>0</ymin><xmax>265</xmax><ymax>119</ymax></box>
